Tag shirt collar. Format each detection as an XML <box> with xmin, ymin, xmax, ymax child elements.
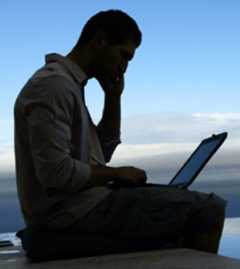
<box><xmin>45</xmin><ymin>53</ymin><xmax>88</xmax><ymax>88</ymax></box>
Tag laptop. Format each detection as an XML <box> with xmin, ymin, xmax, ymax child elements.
<box><xmin>108</xmin><ymin>132</ymin><xmax>228</xmax><ymax>189</ymax></box>
<box><xmin>167</xmin><ymin>132</ymin><xmax>227</xmax><ymax>189</ymax></box>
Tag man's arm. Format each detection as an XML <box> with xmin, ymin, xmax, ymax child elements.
<box><xmin>24</xmin><ymin>76</ymin><xmax>96</xmax><ymax>194</ymax></box>
<box><xmin>99</xmin><ymin>94</ymin><xmax>121</xmax><ymax>138</ymax></box>
<box><xmin>96</xmin><ymin>77</ymin><xmax>123</xmax><ymax>162</ymax></box>
<box><xmin>25</xmin><ymin>76</ymin><xmax>146</xmax><ymax>193</ymax></box>
<box><xmin>97</xmin><ymin>94</ymin><xmax>121</xmax><ymax>162</ymax></box>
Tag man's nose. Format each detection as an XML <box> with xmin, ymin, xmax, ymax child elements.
<box><xmin>121</xmin><ymin>62</ymin><xmax>128</xmax><ymax>74</ymax></box>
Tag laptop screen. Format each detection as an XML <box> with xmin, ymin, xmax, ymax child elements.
<box><xmin>170</xmin><ymin>135</ymin><xmax>225</xmax><ymax>187</ymax></box>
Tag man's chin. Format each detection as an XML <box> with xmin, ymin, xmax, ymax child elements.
<box><xmin>97</xmin><ymin>74</ymin><xmax>114</xmax><ymax>83</ymax></box>
<box><xmin>95</xmin><ymin>73</ymin><xmax>107</xmax><ymax>82</ymax></box>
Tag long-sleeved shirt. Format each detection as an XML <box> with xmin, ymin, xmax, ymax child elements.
<box><xmin>14</xmin><ymin>53</ymin><xmax>121</xmax><ymax>228</ymax></box>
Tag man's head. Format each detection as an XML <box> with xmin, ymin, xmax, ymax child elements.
<box><xmin>70</xmin><ymin>10</ymin><xmax>142</xmax><ymax>82</ymax></box>
<box><xmin>77</xmin><ymin>9</ymin><xmax>142</xmax><ymax>48</ymax></box>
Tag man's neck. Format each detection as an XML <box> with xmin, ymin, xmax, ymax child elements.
<box><xmin>66</xmin><ymin>48</ymin><xmax>94</xmax><ymax>79</ymax></box>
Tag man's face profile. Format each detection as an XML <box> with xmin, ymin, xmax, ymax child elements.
<box><xmin>94</xmin><ymin>36</ymin><xmax>136</xmax><ymax>83</ymax></box>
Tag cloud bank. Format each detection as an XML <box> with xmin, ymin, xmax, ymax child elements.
<box><xmin>1</xmin><ymin>112</ymin><xmax>240</xmax><ymax>176</ymax></box>
<box><xmin>120</xmin><ymin>112</ymin><xmax>240</xmax><ymax>144</ymax></box>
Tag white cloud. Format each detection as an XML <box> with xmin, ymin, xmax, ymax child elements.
<box><xmin>120</xmin><ymin>112</ymin><xmax>240</xmax><ymax>145</ymax></box>
<box><xmin>111</xmin><ymin>142</ymin><xmax>240</xmax><ymax>166</ymax></box>
<box><xmin>193</xmin><ymin>113</ymin><xmax>240</xmax><ymax>121</ymax></box>
<box><xmin>1</xmin><ymin>112</ymin><xmax>240</xmax><ymax>176</ymax></box>
<box><xmin>111</xmin><ymin>143</ymin><xmax>195</xmax><ymax>161</ymax></box>
<box><xmin>0</xmin><ymin>144</ymin><xmax>15</xmax><ymax>174</ymax></box>
<box><xmin>0</xmin><ymin>119</ymin><xmax>14</xmax><ymax>147</ymax></box>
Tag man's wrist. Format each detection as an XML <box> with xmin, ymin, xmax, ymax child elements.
<box><xmin>104</xmin><ymin>92</ymin><xmax>122</xmax><ymax>99</ymax></box>
<box><xmin>90</xmin><ymin>165</ymin><xmax>119</xmax><ymax>186</ymax></box>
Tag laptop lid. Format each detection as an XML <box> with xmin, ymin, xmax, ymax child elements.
<box><xmin>169</xmin><ymin>132</ymin><xmax>228</xmax><ymax>188</ymax></box>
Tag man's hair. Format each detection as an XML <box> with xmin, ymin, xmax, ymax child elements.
<box><xmin>76</xmin><ymin>10</ymin><xmax>142</xmax><ymax>48</ymax></box>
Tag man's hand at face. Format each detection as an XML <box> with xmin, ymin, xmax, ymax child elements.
<box><xmin>98</xmin><ymin>75</ymin><xmax>124</xmax><ymax>97</ymax></box>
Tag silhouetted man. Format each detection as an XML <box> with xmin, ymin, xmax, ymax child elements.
<box><xmin>14</xmin><ymin>10</ymin><xmax>226</xmax><ymax>254</ymax></box>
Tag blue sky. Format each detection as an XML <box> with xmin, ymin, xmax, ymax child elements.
<box><xmin>1</xmin><ymin>1</ymin><xmax>240</xmax><ymax>171</ymax></box>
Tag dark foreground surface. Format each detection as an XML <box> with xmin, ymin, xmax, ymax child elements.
<box><xmin>1</xmin><ymin>246</ymin><xmax>240</xmax><ymax>269</ymax></box>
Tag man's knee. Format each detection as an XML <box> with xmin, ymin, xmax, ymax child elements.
<box><xmin>185</xmin><ymin>192</ymin><xmax>226</xmax><ymax>234</ymax></box>
<box><xmin>206</xmin><ymin>193</ymin><xmax>226</xmax><ymax>216</ymax></box>
<box><xmin>196</xmin><ymin>193</ymin><xmax>227</xmax><ymax>230</ymax></box>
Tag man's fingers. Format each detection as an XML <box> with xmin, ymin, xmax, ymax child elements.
<box><xmin>98</xmin><ymin>75</ymin><xmax>124</xmax><ymax>97</ymax></box>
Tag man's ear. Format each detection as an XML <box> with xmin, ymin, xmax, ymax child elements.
<box><xmin>94</xmin><ymin>30</ymin><xmax>107</xmax><ymax>49</ymax></box>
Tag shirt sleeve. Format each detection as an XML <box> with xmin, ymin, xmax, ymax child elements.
<box><xmin>24</xmin><ymin>76</ymin><xmax>92</xmax><ymax>194</ymax></box>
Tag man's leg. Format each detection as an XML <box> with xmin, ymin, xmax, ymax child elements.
<box><xmin>61</xmin><ymin>186</ymin><xmax>227</xmax><ymax>254</ymax></box>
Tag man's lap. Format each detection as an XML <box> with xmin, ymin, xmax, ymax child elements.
<box><xmin>56</xmin><ymin>185</ymin><xmax>226</xmax><ymax>240</ymax></box>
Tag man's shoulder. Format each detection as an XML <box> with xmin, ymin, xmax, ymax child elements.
<box><xmin>14</xmin><ymin>64</ymin><xmax>80</xmax><ymax>113</ymax></box>
<box><xmin>29</xmin><ymin>61</ymin><xmax>76</xmax><ymax>87</ymax></box>
<box><xmin>17</xmin><ymin>62</ymin><xmax>80</xmax><ymax>100</ymax></box>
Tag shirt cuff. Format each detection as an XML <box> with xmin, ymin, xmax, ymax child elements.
<box><xmin>71</xmin><ymin>160</ymin><xmax>92</xmax><ymax>191</ymax></box>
